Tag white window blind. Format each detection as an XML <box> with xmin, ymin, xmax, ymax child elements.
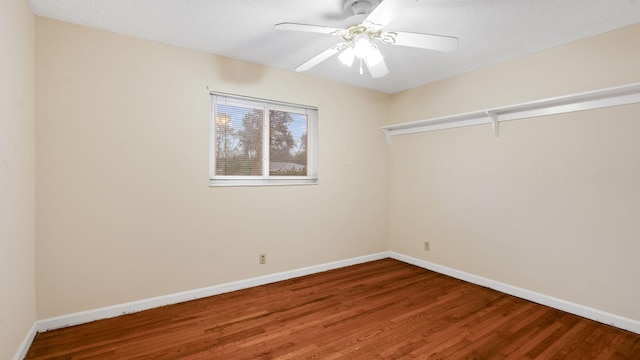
<box><xmin>209</xmin><ymin>92</ymin><xmax>318</xmax><ymax>186</ymax></box>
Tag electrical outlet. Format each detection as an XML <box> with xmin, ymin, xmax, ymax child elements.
<box><xmin>260</xmin><ymin>253</ymin><xmax>266</xmax><ymax>264</ymax></box>
<box><xmin>424</xmin><ymin>242</ymin><xmax>430</xmax><ymax>252</ymax></box>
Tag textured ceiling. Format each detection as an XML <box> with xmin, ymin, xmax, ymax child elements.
<box><xmin>28</xmin><ymin>0</ymin><xmax>640</xmax><ymax>94</ymax></box>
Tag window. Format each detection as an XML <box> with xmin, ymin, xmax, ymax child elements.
<box><xmin>209</xmin><ymin>92</ymin><xmax>318</xmax><ymax>186</ymax></box>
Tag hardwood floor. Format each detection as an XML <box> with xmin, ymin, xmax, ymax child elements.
<box><xmin>26</xmin><ymin>259</ymin><xmax>640</xmax><ymax>359</ymax></box>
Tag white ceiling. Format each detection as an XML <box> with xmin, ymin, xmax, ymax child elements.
<box><xmin>28</xmin><ymin>0</ymin><xmax>640</xmax><ymax>94</ymax></box>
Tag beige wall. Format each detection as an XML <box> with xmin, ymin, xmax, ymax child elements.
<box><xmin>0</xmin><ymin>0</ymin><xmax>36</xmax><ymax>357</ymax></box>
<box><xmin>35</xmin><ymin>18</ymin><xmax>390</xmax><ymax>318</ymax></box>
<box><xmin>388</xmin><ymin>23</ymin><xmax>640</xmax><ymax>322</ymax></box>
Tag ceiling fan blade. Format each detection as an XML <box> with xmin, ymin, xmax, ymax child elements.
<box><xmin>364</xmin><ymin>0</ymin><xmax>418</xmax><ymax>29</ymax></box>
<box><xmin>275</xmin><ymin>22</ymin><xmax>344</xmax><ymax>36</ymax></box>
<box><xmin>385</xmin><ymin>31</ymin><xmax>459</xmax><ymax>52</ymax></box>
<box><xmin>295</xmin><ymin>43</ymin><xmax>347</xmax><ymax>72</ymax></box>
<box><xmin>365</xmin><ymin>57</ymin><xmax>389</xmax><ymax>78</ymax></box>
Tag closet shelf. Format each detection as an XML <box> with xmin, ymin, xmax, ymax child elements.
<box><xmin>380</xmin><ymin>82</ymin><xmax>640</xmax><ymax>144</ymax></box>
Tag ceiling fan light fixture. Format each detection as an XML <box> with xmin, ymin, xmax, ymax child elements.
<box><xmin>353</xmin><ymin>33</ymin><xmax>374</xmax><ymax>59</ymax></box>
<box><xmin>366</xmin><ymin>45</ymin><xmax>383</xmax><ymax>66</ymax></box>
<box><xmin>338</xmin><ymin>46</ymin><xmax>355</xmax><ymax>66</ymax></box>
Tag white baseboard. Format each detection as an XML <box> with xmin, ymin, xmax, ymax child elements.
<box><xmin>13</xmin><ymin>323</ymin><xmax>37</xmax><ymax>360</ymax></box>
<box><xmin>388</xmin><ymin>251</ymin><xmax>640</xmax><ymax>335</ymax></box>
<box><xmin>35</xmin><ymin>252</ymin><xmax>389</xmax><ymax>333</ymax></box>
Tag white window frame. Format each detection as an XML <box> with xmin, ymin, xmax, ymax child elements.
<box><xmin>209</xmin><ymin>92</ymin><xmax>318</xmax><ymax>187</ymax></box>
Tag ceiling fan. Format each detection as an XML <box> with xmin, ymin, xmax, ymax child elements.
<box><xmin>275</xmin><ymin>0</ymin><xmax>458</xmax><ymax>78</ymax></box>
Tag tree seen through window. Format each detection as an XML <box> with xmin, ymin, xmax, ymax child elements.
<box><xmin>214</xmin><ymin>105</ymin><xmax>308</xmax><ymax>177</ymax></box>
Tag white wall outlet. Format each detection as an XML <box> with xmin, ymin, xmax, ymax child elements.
<box><xmin>259</xmin><ymin>253</ymin><xmax>266</xmax><ymax>264</ymax></box>
<box><xmin>424</xmin><ymin>242</ymin><xmax>430</xmax><ymax>251</ymax></box>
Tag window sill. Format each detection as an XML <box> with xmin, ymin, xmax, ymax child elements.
<box><xmin>209</xmin><ymin>178</ymin><xmax>318</xmax><ymax>187</ymax></box>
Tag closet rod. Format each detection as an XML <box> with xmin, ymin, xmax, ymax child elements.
<box><xmin>380</xmin><ymin>82</ymin><xmax>640</xmax><ymax>144</ymax></box>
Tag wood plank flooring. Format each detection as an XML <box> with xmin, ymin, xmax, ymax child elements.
<box><xmin>26</xmin><ymin>259</ymin><xmax>640</xmax><ymax>359</ymax></box>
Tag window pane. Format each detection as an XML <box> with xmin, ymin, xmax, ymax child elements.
<box><xmin>215</xmin><ymin>104</ymin><xmax>263</xmax><ymax>176</ymax></box>
<box><xmin>210</xmin><ymin>92</ymin><xmax>317</xmax><ymax>186</ymax></box>
<box><xmin>269</xmin><ymin>110</ymin><xmax>308</xmax><ymax>176</ymax></box>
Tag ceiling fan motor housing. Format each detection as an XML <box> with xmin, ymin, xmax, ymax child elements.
<box><xmin>343</xmin><ymin>0</ymin><xmax>381</xmax><ymax>16</ymax></box>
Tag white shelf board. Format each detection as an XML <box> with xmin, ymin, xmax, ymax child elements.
<box><xmin>380</xmin><ymin>82</ymin><xmax>640</xmax><ymax>144</ymax></box>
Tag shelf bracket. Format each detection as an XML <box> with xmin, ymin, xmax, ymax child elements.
<box><xmin>487</xmin><ymin>111</ymin><xmax>499</xmax><ymax>137</ymax></box>
<box><xmin>382</xmin><ymin>130</ymin><xmax>392</xmax><ymax>145</ymax></box>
